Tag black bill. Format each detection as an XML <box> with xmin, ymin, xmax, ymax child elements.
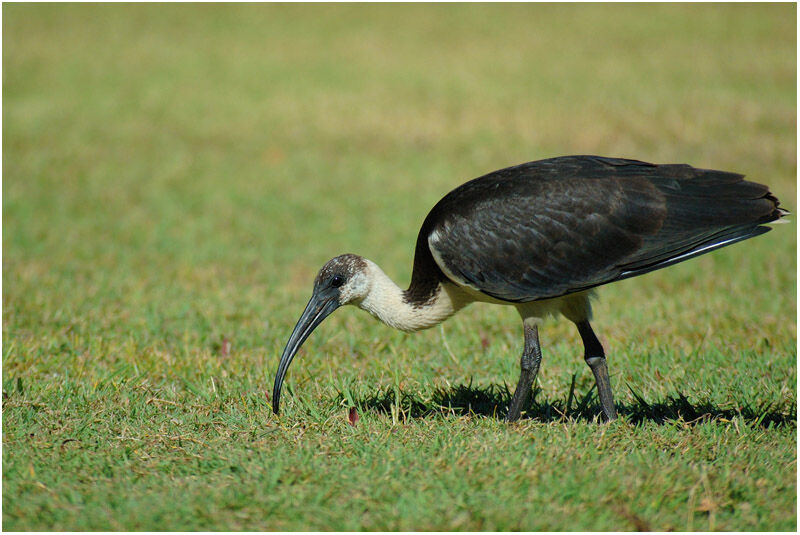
<box><xmin>272</xmin><ymin>290</ymin><xmax>340</xmax><ymax>414</ymax></box>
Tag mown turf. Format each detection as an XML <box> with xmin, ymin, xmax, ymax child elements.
<box><xmin>3</xmin><ymin>3</ymin><xmax>796</xmax><ymax>531</ymax></box>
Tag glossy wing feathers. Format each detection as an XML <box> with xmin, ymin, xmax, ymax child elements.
<box><xmin>612</xmin><ymin>168</ymin><xmax>781</xmax><ymax>278</ymax></box>
<box><xmin>422</xmin><ymin>156</ymin><xmax>783</xmax><ymax>302</ymax></box>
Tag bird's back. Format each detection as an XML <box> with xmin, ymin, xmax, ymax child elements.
<box><xmin>408</xmin><ymin>156</ymin><xmax>784</xmax><ymax>304</ymax></box>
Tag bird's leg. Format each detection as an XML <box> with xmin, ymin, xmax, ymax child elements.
<box><xmin>575</xmin><ymin>320</ymin><xmax>617</xmax><ymax>421</ymax></box>
<box><xmin>506</xmin><ymin>323</ymin><xmax>542</xmax><ymax>422</ymax></box>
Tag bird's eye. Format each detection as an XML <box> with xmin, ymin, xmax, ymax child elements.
<box><xmin>331</xmin><ymin>275</ymin><xmax>345</xmax><ymax>288</ymax></box>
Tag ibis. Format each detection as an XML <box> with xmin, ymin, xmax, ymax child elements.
<box><xmin>272</xmin><ymin>155</ymin><xmax>785</xmax><ymax>422</ymax></box>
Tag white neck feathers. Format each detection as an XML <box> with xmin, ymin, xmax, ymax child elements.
<box><xmin>353</xmin><ymin>260</ymin><xmax>469</xmax><ymax>332</ymax></box>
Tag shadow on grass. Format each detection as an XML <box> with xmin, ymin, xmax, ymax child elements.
<box><xmin>337</xmin><ymin>377</ymin><xmax>796</xmax><ymax>428</ymax></box>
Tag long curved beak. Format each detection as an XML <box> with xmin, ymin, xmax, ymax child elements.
<box><xmin>272</xmin><ymin>289</ymin><xmax>340</xmax><ymax>415</ymax></box>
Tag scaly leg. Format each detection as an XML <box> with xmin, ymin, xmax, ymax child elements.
<box><xmin>576</xmin><ymin>320</ymin><xmax>617</xmax><ymax>421</ymax></box>
<box><xmin>506</xmin><ymin>323</ymin><xmax>542</xmax><ymax>422</ymax></box>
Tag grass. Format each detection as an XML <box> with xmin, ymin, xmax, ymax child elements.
<box><xmin>3</xmin><ymin>3</ymin><xmax>796</xmax><ymax>531</ymax></box>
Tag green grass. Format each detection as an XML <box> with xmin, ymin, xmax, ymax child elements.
<box><xmin>3</xmin><ymin>3</ymin><xmax>796</xmax><ymax>531</ymax></box>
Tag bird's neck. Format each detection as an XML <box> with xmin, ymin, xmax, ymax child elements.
<box><xmin>355</xmin><ymin>260</ymin><xmax>470</xmax><ymax>332</ymax></box>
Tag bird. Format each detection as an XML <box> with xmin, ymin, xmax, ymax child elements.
<box><xmin>272</xmin><ymin>155</ymin><xmax>786</xmax><ymax>422</ymax></box>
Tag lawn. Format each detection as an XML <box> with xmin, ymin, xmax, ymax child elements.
<box><xmin>3</xmin><ymin>3</ymin><xmax>796</xmax><ymax>531</ymax></box>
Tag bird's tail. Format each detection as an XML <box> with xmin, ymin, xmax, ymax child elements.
<box><xmin>615</xmin><ymin>171</ymin><xmax>787</xmax><ymax>280</ymax></box>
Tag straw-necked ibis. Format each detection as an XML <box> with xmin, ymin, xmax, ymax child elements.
<box><xmin>272</xmin><ymin>155</ymin><xmax>786</xmax><ymax>422</ymax></box>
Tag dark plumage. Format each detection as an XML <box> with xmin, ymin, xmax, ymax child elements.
<box><xmin>273</xmin><ymin>155</ymin><xmax>786</xmax><ymax>421</ymax></box>
<box><xmin>413</xmin><ymin>155</ymin><xmax>782</xmax><ymax>304</ymax></box>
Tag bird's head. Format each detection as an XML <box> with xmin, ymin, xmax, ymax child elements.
<box><xmin>272</xmin><ymin>254</ymin><xmax>370</xmax><ymax>415</ymax></box>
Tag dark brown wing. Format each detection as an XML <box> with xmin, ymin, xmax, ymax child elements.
<box><xmin>417</xmin><ymin>156</ymin><xmax>783</xmax><ymax>303</ymax></box>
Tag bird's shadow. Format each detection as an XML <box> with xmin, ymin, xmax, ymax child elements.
<box><xmin>338</xmin><ymin>377</ymin><xmax>795</xmax><ymax>428</ymax></box>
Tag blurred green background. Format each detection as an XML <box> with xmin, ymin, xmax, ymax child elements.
<box><xmin>3</xmin><ymin>3</ymin><xmax>796</xmax><ymax>530</ymax></box>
